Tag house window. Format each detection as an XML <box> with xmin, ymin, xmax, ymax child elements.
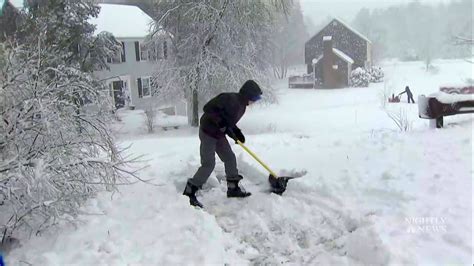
<box><xmin>138</xmin><ymin>77</ymin><xmax>151</xmax><ymax>98</ymax></box>
<box><xmin>150</xmin><ymin>44</ymin><xmax>159</xmax><ymax>61</ymax></box>
<box><xmin>107</xmin><ymin>43</ymin><xmax>125</xmax><ymax>64</ymax></box>
<box><xmin>140</xmin><ymin>43</ymin><xmax>148</xmax><ymax>61</ymax></box>
<box><xmin>135</xmin><ymin>41</ymin><xmax>168</xmax><ymax>61</ymax></box>
<box><xmin>150</xmin><ymin>41</ymin><xmax>167</xmax><ymax>60</ymax></box>
<box><xmin>106</xmin><ymin>52</ymin><xmax>121</xmax><ymax>64</ymax></box>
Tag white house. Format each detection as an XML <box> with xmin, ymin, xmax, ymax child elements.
<box><xmin>91</xmin><ymin>4</ymin><xmax>186</xmax><ymax>116</ymax></box>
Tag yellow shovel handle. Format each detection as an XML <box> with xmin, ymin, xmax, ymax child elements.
<box><xmin>236</xmin><ymin>140</ymin><xmax>279</xmax><ymax>178</ymax></box>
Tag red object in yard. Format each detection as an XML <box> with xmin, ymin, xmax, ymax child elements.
<box><xmin>439</xmin><ymin>86</ymin><xmax>474</xmax><ymax>94</ymax></box>
<box><xmin>388</xmin><ymin>94</ymin><xmax>400</xmax><ymax>103</ymax></box>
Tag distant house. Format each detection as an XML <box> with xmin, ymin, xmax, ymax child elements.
<box><xmin>305</xmin><ymin>18</ymin><xmax>372</xmax><ymax>88</ymax></box>
<box><xmin>92</xmin><ymin>4</ymin><xmax>186</xmax><ymax>115</ymax></box>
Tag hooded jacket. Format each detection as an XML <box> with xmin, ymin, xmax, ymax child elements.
<box><xmin>200</xmin><ymin>80</ymin><xmax>262</xmax><ymax>138</ymax></box>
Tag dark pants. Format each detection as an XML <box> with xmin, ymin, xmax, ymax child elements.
<box><xmin>188</xmin><ymin>129</ymin><xmax>241</xmax><ymax>187</ymax></box>
<box><xmin>408</xmin><ymin>94</ymin><xmax>415</xmax><ymax>104</ymax></box>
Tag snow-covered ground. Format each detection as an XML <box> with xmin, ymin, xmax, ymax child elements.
<box><xmin>7</xmin><ymin>59</ymin><xmax>473</xmax><ymax>265</ymax></box>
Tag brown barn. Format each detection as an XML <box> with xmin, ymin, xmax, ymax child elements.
<box><xmin>305</xmin><ymin>18</ymin><xmax>372</xmax><ymax>88</ymax></box>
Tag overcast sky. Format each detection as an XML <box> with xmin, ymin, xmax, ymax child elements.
<box><xmin>300</xmin><ymin>0</ymin><xmax>453</xmax><ymax>33</ymax></box>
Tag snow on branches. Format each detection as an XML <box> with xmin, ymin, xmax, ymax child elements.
<box><xmin>149</xmin><ymin>0</ymin><xmax>283</xmax><ymax>125</ymax></box>
<box><xmin>0</xmin><ymin>41</ymin><xmax>140</xmax><ymax>241</ymax></box>
<box><xmin>0</xmin><ymin>0</ymin><xmax>138</xmax><ymax>241</ymax></box>
<box><xmin>350</xmin><ymin>67</ymin><xmax>371</xmax><ymax>87</ymax></box>
<box><xmin>350</xmin><ymin>66</ymin><xmax>384</xmax><ymax>87</ymax></box>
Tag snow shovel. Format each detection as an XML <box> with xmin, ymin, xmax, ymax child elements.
<box><xmin>236</xmin><ymin>140</ymin><xmax>297</xmax><ymax>195</ymax></box>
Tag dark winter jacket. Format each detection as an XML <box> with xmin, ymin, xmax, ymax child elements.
<box><xmin>200</xmin><ymin>80</ymin><xmax>262</xmax><ymax>138</ymax></box>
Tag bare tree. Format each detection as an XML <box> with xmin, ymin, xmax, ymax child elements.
<box><xmin>378</xmin><ymin>79</ymin><xmax>394</xmax><ymax>109</ymax></box>
<box><xmin>144</xmin><ymin>106</ymin><xmax>158</xmax><ymax>133</ymax></box>
<box><xmin>271</xmin><ymin>0</ymin><xmax>307</xmax><ymax>79</ymax></box>
<box><xmin>149</xmin><ymin>0</ymin><xmax>287</xmax><ymax>126</ymax></box>
<box><xmin>453</xmin><ymin>35</ymin><xmax>473</xmax><ymax>64</ymax></box>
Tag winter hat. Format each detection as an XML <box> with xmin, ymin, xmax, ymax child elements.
<box><xmin>239</xmin><ymin>80</ymin><xmax>262</xmax><ymax>101</ymax></box>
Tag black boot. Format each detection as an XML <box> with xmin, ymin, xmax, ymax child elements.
<box><xmin>227</xmin><ymin>180</ymin><xmax>251</xmax><ymax>198</ymax></box>
<box><xmin>183</xmin><ymin>182</ymin><xmax>203</xmax><ymax>208</ymax></box>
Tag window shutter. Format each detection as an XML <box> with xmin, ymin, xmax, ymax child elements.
<box><xmin>163</xmin><ymin>41</ymin><xmax>168</xmax><ymax>59</ymax></box>
<box><xmin>135</xmin><ymin>41</ymin><xmax>140</xmax><ymax>61</ymax></box>
<box><xmin>137</xmin><ymin>78</ymin><xmax>143</xmax><ymax>98</ymax></box>
<box><xmin>121</xmin><ymin>42</ymin><xmax>126</xmax><ymax>62</ymax></box>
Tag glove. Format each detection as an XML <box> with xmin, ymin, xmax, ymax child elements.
<box><xmin>226</xmin><ymin>127</ymin><xmax>245</xmax><ymax>144</ymax></box>
<box><xmin>233</xmin><ymin>127</ymin><xmax>245</xmax><ymax>143</ymax></box>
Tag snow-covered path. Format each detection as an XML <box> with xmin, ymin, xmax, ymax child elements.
<box><xmin>7</xmin><ymin>60</ymin><xmax>473</xmax><ymax>265</ymax></box>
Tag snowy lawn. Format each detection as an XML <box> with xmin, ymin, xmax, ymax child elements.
<box><xmin>7</xmin><ymin>59</ymin><xmax>473</xmax><ymax>265</ymax></box>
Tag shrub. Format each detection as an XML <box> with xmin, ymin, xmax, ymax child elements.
<box><xmin>368</xmin><ymin>66</ymin><xmax>384</xmax><ymax>83</ymax></box>
<box><xmin>350</xmin><ymin>67</ymin><xmax>371</xmax><ymax>87</ymax></box>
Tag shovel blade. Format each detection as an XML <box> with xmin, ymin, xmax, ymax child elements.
<box><xmin>268</xmin><ymin>174</ymin><xmax>296</xmax><ymax>195</ymax></box>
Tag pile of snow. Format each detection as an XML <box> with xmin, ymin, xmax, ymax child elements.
<box><xmin>5</xmin><ymin>59</ymin><xmax>473</xmax><ymax>265</ymax></box>
<box><xmin>112</xmin><ymin>109</ymin><xmax>188</xmax><ymax>136</ymax></box>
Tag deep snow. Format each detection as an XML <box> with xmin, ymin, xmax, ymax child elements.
<box><xmin>6</xmin><ymin>59</ymin><xmax>473</xmax><ymax>265</ymax></box>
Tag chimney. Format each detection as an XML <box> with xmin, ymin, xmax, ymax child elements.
<box><xmin>322</xmin><ymin>36</ymin><xmax>336</xmax><ymax>88</ymax></box>
<box><xmin>323</xmin><ymin>36</ymin><xmax>333</xmax><ymax>55</ymax></box>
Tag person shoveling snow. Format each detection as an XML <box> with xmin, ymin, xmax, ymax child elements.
<box><xmin>183</xmin><ymin>80</ymin><xmax>263</xmax><ymax>208</ymax></box>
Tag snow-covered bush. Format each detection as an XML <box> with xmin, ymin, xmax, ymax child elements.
<box><xmin>0</xmin><ymin>0</ymin><xmax>137</xmax><ymax>241</ymax></box>
<box><xmin>144</xmin><ymin>107</ymin><xmax>158</xmax><ymax>133</ymax></box>
<box><xmin>350</xmin><ymin>67</ymin><xmax>371</xmax><ymax>87</ymax></box>
<box><xmin>368</xmin><ymin>66</ymin><xmax>384</xmax><ymax>83</ymax></box>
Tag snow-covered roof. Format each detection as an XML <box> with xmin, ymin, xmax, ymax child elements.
<box><xmin>0</xmin><ymin>0</ymin><xmax>5</xmax><ymax>14</ymax></box>
<box><xmin>308</xmin><ymin>17</ymin><xmax>371</xmax><ymax>45</ymax></box>
<box><xmin>90</xmin><ymin>4</ymin><xmax>153</xmax><ymax>38</ymax></box>
<box><xmin>430</xmin><ymin>92</ymin><xmax>474</xmax><ymax>104</ymax></box>
<box><xmin>332</xmin><ymin>48</ymin><xmax>354</xmax><ymax>64</ymax></box>
<box><xmin>439</xmin><ymin>82</ymin><xmax>472</xmax><ymax>88</ymax></box>
<box><xmin>323</xmin><ymin>36</ymin><xmax>332</xmax><ymax>41</ymax></box>
<box><xmin>8</xmin><ymin>0</ymin><xmax>23</xmax><ymax>8</ymax></box>
<box><xmin>331</xmin><ymin>18</ymin><xmax>371</xmax><ymax>44</ymax></box>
